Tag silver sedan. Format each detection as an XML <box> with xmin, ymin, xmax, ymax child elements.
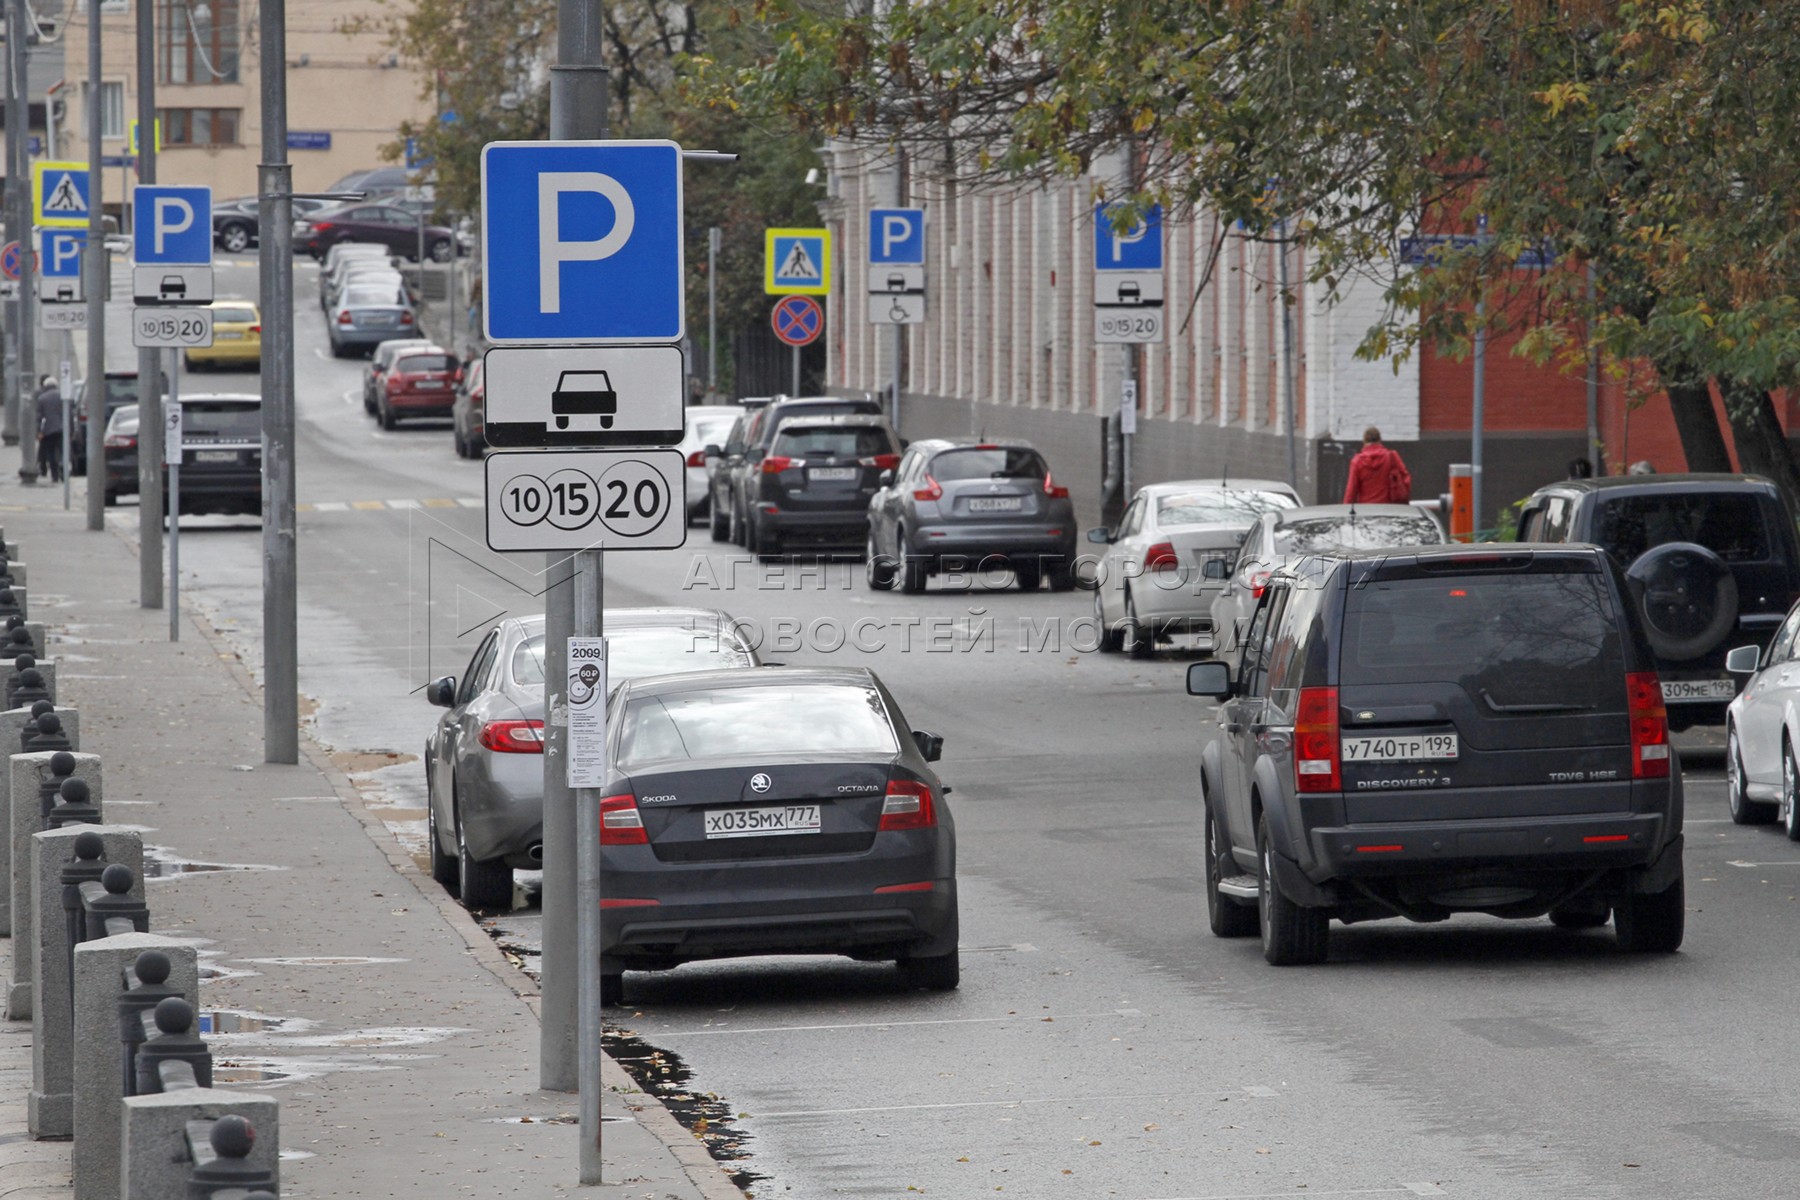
<box><xmin>1088</xmin><ymin>479</ymin><xmax>1299</xmax><ymax>658</ymax></box>
<box><xmin>1726</xmin><ymin>601</ymin><xmax>1800</xmax><ymax>837</ymax></box>
<box><xmin>422</xmin><ymin>607</ymin><xmax>761</xmax><ymax>910</ymax></box>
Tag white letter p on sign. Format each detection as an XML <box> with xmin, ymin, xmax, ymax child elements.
<box><xmin>537</xmin><ymin>172</ymin><xmax>635</xmax><ymax>314</ymax></box>
<box><xmin>153</xmin><ymin>197</ymin><xmax>194</xmax><ymax>255</ymax></box>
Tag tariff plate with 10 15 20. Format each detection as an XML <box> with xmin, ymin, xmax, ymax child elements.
<box><xmin>484</xmin><ymin>448</ymin><xmax>687</xmax><ymax>553</ymax></box>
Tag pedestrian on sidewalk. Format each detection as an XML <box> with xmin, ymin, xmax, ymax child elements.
<box><xmin>34</xmin><ymin>376</ymin><xmax>67</xmax><ymax>484</ymax></box>
<box><xmin>1343</xmin><ymin>426</ymin><xmax>1412</xmax><ymax>504</ymax></box>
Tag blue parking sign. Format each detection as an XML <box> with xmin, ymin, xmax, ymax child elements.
<box><xmin>39</xmin><ymin>230</ymin><xmax>83</xmax><ymax>277</ymax></box>
<box><xmin>481</xmin><ymin>140</ymin><xmax>685</xmax><ymax>344</ymax></box>
<box><xmin>133</xmin><ymin>186</ymin><xmax>213</xmax><ymax>265</ymax></box>
<box><xmin>1093</xmin><ymin>203</ymin><xmax>1163</xmax><ymax>271</ymax></box>
<box><xmin>868</xmin><ymin>208</ymin><xmax>925</xmax><ymax>265</ymax></box>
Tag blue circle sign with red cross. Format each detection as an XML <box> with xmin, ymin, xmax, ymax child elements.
<box><xmin>771</xmin><ymin>295</ymin><xmax>823</xmax><ymax>347</ymax></box>
<box><xmin>0</xmin><ymin>242</ymin><xmax>21</xmax><ymax>281</ymax></box>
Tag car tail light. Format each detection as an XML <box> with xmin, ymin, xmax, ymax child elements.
<box><xmin>337</xmin><ymin>311</ymin><xmax>352</xmax><ymax>324</ymax></box>
<box><xmin>761</xmin><ymin>455</ymin><xmax>800</xmax><ymax>474</ymax></box>
<box><xmin>249</xmin><ymin>325</ymin><xmax>261</xmax><ymax>334</ymax></box>
<box><xmin>1145</xmin><ymin>541</ymin><xmax>1177</xmax><ymax>570</ymax></box>
<box><xmin>913</xmin><ymin>474</ymin><xmax>943</xmax><ymax>502</ymax></box>
<box><xmin>686</xmin><ymin>450</ymin><xmax>707</xmax><ymax>467</ymax></box>
<box><xmin>313</xmin><ymin>221</ymin><xmax>334</xmax><ymax>232</ymax></box>
<box><xmin>1626</xmin><ymin>671</ymin><xmax>1670</xmax><ymax>778</ymax></box>
<box><xmin>878</xmin><ymin>779</ymin><xmax>937</xmax><ymax>831</ymax></box>
<box><xmin>104</xmin><ymin>434</ymin><xmax>136</xmax><ymax>449</ymax></box>
<box><xmin>599</xmin><ymin>794</ymin><xmax>648</xmax><ymax>845</ymax></box>
<box><xmin>477</xmin><ymin>719</ymin><xmax>544</xmax><ymax>754</ymax></box>
<box><xmin>1044</xmin><ymin>471</ymin><xmax>1070</xmax><ymax>499</ymax></box>
<box><xmin>975</xmin><ymin>443</ymin><xmax>1000</xmax><ymax>450</ymax></box>
<box><xmin>399</xmin><ymin>311</ymin><xmax>415</xmax><ymax>325</ymax></box>
<box><xmin>1248</xmin><ymin>567</ymin><xmax>1272</xmax><ymax>598</ymax></box>
<box><xmin>1294</xmin><ymin>686</ymin><xmax>1342</xmax><ymax>792</ymax></box>
<box><xmin>860</xmin><ymin>452</ymin><xmax>901</xmax><ymax>471</ymax></box>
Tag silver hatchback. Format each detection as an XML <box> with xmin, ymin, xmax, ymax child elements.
<box><xmin>422</xmin><ymin>607</ymin><xmax>761</xmax><ymax>910</ymax></box>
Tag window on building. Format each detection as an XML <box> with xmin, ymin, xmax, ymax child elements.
<box><xmin>156</xmin><ymin>0</ymin><xmax>241</xmax><ymax>85</ymax></box>
<box><xmin>80</xmin><ymin>81</ymin><xmax>127</xmax><ymax>140</ymax></box>
<box><xmin>160</xmin><ymin>108</ymin><xmax>241</xmax><ymax>148</ymax></box>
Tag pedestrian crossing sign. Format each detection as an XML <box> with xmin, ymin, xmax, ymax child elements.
<box><xmin>33</xmin><ymin>161</ymin><xmax>92</xmax><ymax>228</ymax></box>
<box><xmin>765</xmin><ymin>227</ymin><xmax>831</xmax><ymax>295</ymax></box>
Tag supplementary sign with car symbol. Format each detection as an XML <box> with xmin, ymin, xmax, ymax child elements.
<box><xmin>1093</xmin><ymin>202</ymin><xmax>1165</xmax><ymax>344</ymax></box>
<box><xmin>133</xmin><ymin>185</ymin><xmax>214</xmax><ymax>306</ymax></box>
<box><xmin>866</xmin><ymin>207</ymin><xmax>926</xmax><ymax>326</ymax></box>
<box><xmin>132</xmin><ymin>307</ymin><xmax>214</xmax><ymax>349</ymax></box>
<box><xmin>480</xmin><ymin>139</ymin><xmax>684</xmax><ymax>344</ymax></box>
<box><xmin>481</xmin><ymin>344</ymin><xmax>684</xmax><ymax>447</ymax></box>
<box><xmin>33</xmin><ymin>162</ymin><xmax>91</xmax><ymax>228</ymax></box>
<box><xmin>484</xmin><ymin>448</ymin><xmax>687</xmax><ymax>552</ymax></box>
<box><xmin>765</xmin><ymin>227</ymin><xmax>831</xmax><ymax>295</ymax></box>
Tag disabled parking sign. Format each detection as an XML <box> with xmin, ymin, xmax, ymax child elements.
<box><xmin>480</xmin><ymin>140</ymin><xmax>685</xmax><ymax>344</ymax></box>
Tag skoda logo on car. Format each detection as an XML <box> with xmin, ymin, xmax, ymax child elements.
<box><xmin>750</xmin><ymin>772</ymin><xmax>772</xmax><ymax>793</ymax></box>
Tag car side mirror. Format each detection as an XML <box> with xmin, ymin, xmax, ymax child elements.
<box><xmin>704</xmin><ymin>444</ymin><xmax>723</xmax><ymax>459</ymax></box>
<box><xmin>878</xmin><ymin>469</ymin><xmax>895</xmax><ymax>487</ymax></box>
<box><xmin>426</xmin><ymin>676</ymin><xmax>456</xmax><ymax>707</ymax></box>
<box><xmin>912</xmin><ymin>730</ymin><xmax>944</xmax><ymax>762</ymax></box>
<box><xmin>1186</xmin><ymin>661</ymin><xmax>1233</xmax><ymax>699</ymax></box>
<box><xmin>1726</xmin><ymin>644</ymin><xmax>1763</xmax><ymax>675</ymax></box>
<box><xmin>1086</xmin><ymin>527</ymin><xmax>1112</xmax><ymax>545</ymax></box>
<box><xmin>1201</xmin><ymin>558</ymin><xmax>1231</xmax><ymax>580</ymax></box>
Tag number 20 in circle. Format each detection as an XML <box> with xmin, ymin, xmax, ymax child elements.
<box><xmin>596</xmin><ymin>458</ymin><xmax>668</xmax><ymax>537</ymax></box>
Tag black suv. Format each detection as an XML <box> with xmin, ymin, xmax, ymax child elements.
<box><xmin>710</xmin><ymin>395</ymin><xmax>886</xmax><ymax>546</ymax></box>
<box><xmin>1518</xmin><ymin>475</ymin><xmax>1800</xmax><ymax>730</ymax></box>
<box><xmin>1187</xmin><ymin>545</ymin><xmax>1685</xmax><ymax>965</ymax></box>
<box><xmin>743</xmin><ymin>414</ymin><xmax>900</xmax><ymax>558</ymax></box>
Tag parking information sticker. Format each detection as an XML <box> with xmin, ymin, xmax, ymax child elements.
<box><xmin>567</xmin><ymin>637</ymin><xmax>608</xmax><ymax>789</ymax></box>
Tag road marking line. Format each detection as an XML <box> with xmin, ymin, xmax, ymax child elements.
<box><xmin>1727</xmin><ymin>860</ymin><xmax>1800</xmax><ymax>868</ymax></box>
<box><xmin>1136</xmin><ymin>1188</ymin><xmax>1441</xmax><ymax>1200</ymax></box>
<box><xmin>295</xmin><ymin>504</ymin><xmax>314</xmax><ymax>513</ymax></box>
<box><xmin>751</xmin><ymin>1091</ymin><xmax>1183</xmax><ymax>1119</ymax></box>
<box><xmin>310</xmin><ymin>501</ymin><xmax>348</xmax><ymax>512</ymax></box>
<box><xmin>422</xmin><ymin>498</ymin><xmax>457</xmax><ymax>508</ymax></box>
<box><xmin>656</xmin><ymin>1009</ymin><xmax>1134</xmax><ymax>1037</ymax></box>
<box><xmin>456</xmin><ymin>497</ymin><xmax>483</xmax><ymax>507</ymax></box>
<box><xmin>387</xmin><ymin>499</ymin><xmax>421</xmax><ymax>509</ymax></box>
<box><xmin>350</xmin><ymin>501</ymin><xmax>386</xmax><ymax>511</ymax></box>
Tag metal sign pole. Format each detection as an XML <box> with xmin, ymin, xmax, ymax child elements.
<box><xmin>59</xmin><ymin>360</ymin><xmax>71</xmax><ymax>508</ymax></box>
<box><xmin>792</xmin><ymin>343</ymin><xmax>801</xmax><ymax>395</ymax></box>
<box><xmin>259</xmin><ymin>0</ymin><xmax>299</xmax><ymax>762</ymax></box>
<box><xmin>891</xmin><ymin>323</ymin><xmax>902</xmax><ymax>435</ymax></box>
<box><xmin>11</xmin><ymin>0</ymin><xmax>36</xmax><ymax>483</ymax></box>
<box><xmin>1</xmin><ymin>31</ymin><xmax>16</xmax><ymax>450</ymax></box>
<box><xmin>166</xmin><ymin>348</ymin><xmax>180</xmax><ymax>642</ymax></box>
<box><xmin>136</xmin><ymin>0</ymin><xmax>163</xmax><ymax>602</ymax></box>
<box><xmin>707</xmin><ymin>226</ymin><xmax>719</xmax><ymax>397</ymax></box>
<box><xmin>85</xmin><ymin>0</ymin><xmax>106</xmax><ymax>530</ymax></box>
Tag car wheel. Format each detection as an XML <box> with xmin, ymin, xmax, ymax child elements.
<box><xmin>427</xmin><ymin>781</ymin><xmax>459</xmax><ymax>891</ymax></box>
<box><xmin>752</xmin><ymin>514</ymin><xmax>782</xmax><ymax>560</ymax></box>
<box><xmin>364</xmin><ymin>391</ymin><xmax>377</xmax><ymax>415</ymax></box>
<box><xmin>1614</xmin><ymin>869</ymin><xmax>1684</xmax><ymax>953</ymax></box>
<box><xmin>1206</xmin><ymin>801</ymin><xmax>1257</xmax><ymax>938</ymax></box>
<box><xmin>380</xmin><ymin>401</ymin><xmax>398</xmax><ymax>431</ymax></box>
<box><xmin>865</xmin><ymin>532</ymin><xmax>897</xmax><ymax>590</ymax></box>
<box><xmin>1258</xmin><ymin>813</ymin><xmax>1328</xmax><ymax>965</ymax></box>
<box><xmin>1784</xmin><ymin>742</ymin><xmax>1800</xmax><ymax>842</ymax></box>
<box><xmin>453</xmin><ymin>429</ymin><xmax>469</xmax><ymax>459</ymax></box>
<box><xmin>900</xmin><ymin>545</ymin><xmax>928</xmax><ymax>594</ymax></box>
<box><xmin>729</xmin><ymin>499</ymin><xmax>747</xmax><ymax>547</ymax></box>
<box><xmin>220</xmin><ymin>223</ymin><xmax>251</xmax><ymax>253</ymax></box>
<box><xmin>1626</xmin><ymin>542</ymin><xmax>1739</xmax><ymax>662</ymax></box>
<box><xmin>1013</xmin><ymin>559</ymin><xmax>1043</xmax><ymax>591</ymax></box>
<box><xmin>1727</xmin><ymin>724</ymin><xmax>1777</xmax><ymax>824</ymax></box>
<box><xmin>103</xmin><ymin>490</ymin><xmax>117</xmax><ymax>507</ymax></box>
<box><xmin>1126</xmin><ymin>592</ymin><xmax>1155</xmax><ymax>660</ymax></box>
<box><xmin>455</xmin><ymin>811</ymin><xmax>513</xmax><ymax>912</ymax></box>
<box><xmin>329</xmin><ymin>340</ymin><xmax>346</xmax><ymax>359</ymax></box>
<box><xmin>1096</xmin><ymin>588</ymin><xmax>1125</xmax><ymax>653</ymax></box>
<box><xmin>1046</xmin><ymin>556</ymin><xmax>1075</xmax><ymax>592</ymax></box>
<box><xmin>708</xmin><ymin>500</ymin><xmax>730</xmax><ymax>542</ymax></box>
<box><xmin>600</xmin><ymin>972</ymin><xmax>625</xmax><ymax>1006</ymax></box>
<box><xmin>1549</xmin><ymin>903</ymin><xmax>1610</xmax><ymax>929</ymax></box>
<box><xmin>898</xmin><ymin>947</ymin><xmax>960</xmax><ymax>991</ymax></box>
<box><xmin>428</xmin><ymin>239</ymin><xmax>455</xmax><ymax>263</ymax></box>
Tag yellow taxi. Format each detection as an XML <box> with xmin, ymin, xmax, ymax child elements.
<box><xmin>184</xmin><ymin>299</ymin><xmax>262</xmax><ymax>371</ymax></box>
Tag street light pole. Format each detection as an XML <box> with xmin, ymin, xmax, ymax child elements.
<box><xmin>11</xmin><ymin>0</ymin><xmax>37</xmax><ymax>482</ymax></box>
<box><xmin>259</xmin><ymin>0</ymin><xmax>299</xmax><ymax>762</ymax></box>
<box><xmin>2</xmin><ymin>7</ymin><xmax>19</xmax><ymax>452</ymax></box>
<box><xmin>136</xmin><ymin>0</ymin><xmax>163</xmax><ymax>597</ymax></box>
<box><xmin>84</xmin><ymin>0</ymin><xmax>105</xmax><ymax>531</ymax></box>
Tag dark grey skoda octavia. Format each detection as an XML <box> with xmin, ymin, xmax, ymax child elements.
<box><xmin>599</xmin><ymin>666</ymin><xmax>958</xmax><ymax>1004</ymax></box>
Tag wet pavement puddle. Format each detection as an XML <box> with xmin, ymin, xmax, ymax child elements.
<box><xmin>235</xmin><ymin>955</ymin><xmax>410</xmax><ymax>967</ymax></box>
<box><xmin>142</xmin><ymin>844</ymin><xmax>288</xmax><ymax>878</ymax></box>
<box><xmin>606</xmin><ymin>1028</ymin><xmax>764</xmax><ymax>1192</ymax></box>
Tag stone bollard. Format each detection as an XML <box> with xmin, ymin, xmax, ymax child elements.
<box><xmin>186</xmin><ymin>1114</ymin><xmax>280</xmax><ymax>1198</ymax></box>
<box><xmin>26</xmin><ymin>826</ymin><xmax>142</xmax><ymax>1136</ymax></box>
<box><xmin>122</xmin><ymin>1093</ymin><xmax>279</xmax><ymax>1200</ymax></box>
<box><xmin>2</xmin><ymin>748</ymin><xmax>101</xmax><ymax>962</ymax></box>
<box><xmin>72</xmin><ymin>940</ymin><xmax>198</xmax><ymax>1200</ymax></box>
<box><xmin>4</xmin><ymin>618</ymin><xmax>48</xmax><ymax>662</ymax></box>
<box><xmin>22</xmin><ymin>709</ymin><xmax>77</xmax><ymax>753</ymax></box>
<box><xmin>0</xmin><ymin>586</ymin><xmax>29</xmax><ymax>622</ymax></box>
<box><xmin>135</xmin><ymin>997</ymin><xmax>212</xmax><ymax>1094</ymax></box>
<box><xmin>3</xmin><ymin>654</ymin><xmax>57</xmax><ymax>709</ymax></box>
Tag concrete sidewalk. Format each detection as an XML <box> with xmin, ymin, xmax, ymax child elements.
<box><xmin>0</xmin><ymin>484</ymin><xmax>741</xmax><ymax>1198</ymax></box>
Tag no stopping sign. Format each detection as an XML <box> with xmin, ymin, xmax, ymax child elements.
<box><xmin>485</xmin><ymin>448</ymin><xmax>687</xmax><ymax>552</ymax></box>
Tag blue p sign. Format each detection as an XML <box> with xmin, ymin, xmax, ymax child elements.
<box><xmin>39</xmin><ymin>231</ymin><xmax>83</xmax><ymax>278</ymax></box>
<box><xmin>1093</xmin><ymin>203</ymin><xmax>1164</xmax><ymax>271</ymax></box>
<box><xmin>133</xmin><ymin>186</ymin><xmax>213</xmax><ymax>265</ymax></box>
<box><xmin>868</xmin><ymin>208</ymin><xmax>925</xmax><ymax>265</ymax></box>
<box><xmin>481</xmin><ymin>140</ymin><xmax>685</xmax><ymax>345</ymax></box>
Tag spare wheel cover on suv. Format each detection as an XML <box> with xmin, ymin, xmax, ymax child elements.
<box><xmin>1626</xmin><ymin>540</ymin><xmax>1739</xmax><ymax>661</ymax></box>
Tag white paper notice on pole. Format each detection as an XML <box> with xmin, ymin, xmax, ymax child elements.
<box><xmin>164</xmin><ymin>402</ymin><xmax>183</xmax><ymax>467</ymax></box>
<box><xmin>567</xmin><ymin>636</ymin><xmax>608</xmax><ymax>789</ymax></box>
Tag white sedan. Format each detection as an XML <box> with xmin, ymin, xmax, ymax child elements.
<box><xmin>679</xmin><ymin>404</ymin><xmax>745</xmax><ymax>522</ymax></box>
<box><xmin>1088</xmin><ymin>479</ymin><xmax>1299</xmax><ymax>658</ymax></box>
<box><xmin>1725</xmin><ymin>603</ymin><xmax>1800</xmax><ymax>837</ymax></box>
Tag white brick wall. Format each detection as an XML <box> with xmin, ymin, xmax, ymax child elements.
<box><xmin>1303</xmin><ymin>272</ymin><xmax>1420</xmax><ymax>442</ymax></box>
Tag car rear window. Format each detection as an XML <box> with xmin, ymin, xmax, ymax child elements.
<box><xmin>616</xmin><ymin>683</ymin><xmax>897</xmax><ymax>767</ymax></box>
<box><xmin>343</xmin><ymin>288</ymin><xmax>405</xmax><ymax>307</ymax></box>
<box><xmin>1157</xmin><ymin>488</ymin><xmax>1295</xmax><ymax>526</ymax></box>
<box><xmin>1275</xmin><ymin>514</ymin><xmax>1441</xmax><ymax>554</ymax></box>
<box><xmin>773</xmin><ymin>426</ymin><xmax>894</xmax><ymax>458</ymax></box>
<box><xmin>1341</xmin><ymin>570</ymin><xmax>1625</xmax><ymax>708</ymax></box>
<box><xmin>183</xmin><ymin>402</ymin><xmax>261</xmax><ymax>439</ymax></box>
<box><xmin>1595</xmin><ymin>492</ymin><xmax>1772</xmax><ymax>563</ymax></box>
<box><xmin>395</xmin><ymin>353</ymin><xmax>456</xmax><ymax>373</ymax></box>
<box><xmin>930</xmin><ymin>447</ymin><xmax>1047</xmax><ymax>481</ymax></box>
<box><xmin>511</xmin><ymin>628</ymin><xmax>753</xmax><ymax>688</ymax></box>
<box><xmin>212</xmin><ymin>306</ymin><xmax>256</xmax><ymax>324</ymax></box>
<box><xmin>767</xmin><ymin>402</ymin><xmax>877</xmax><ymax>435</ymax></box>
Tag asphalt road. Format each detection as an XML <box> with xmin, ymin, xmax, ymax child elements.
<box><xmin>127</xmin><ymin>255</ymin><xmax>1800</xmax><ymax>1199</ymax></box>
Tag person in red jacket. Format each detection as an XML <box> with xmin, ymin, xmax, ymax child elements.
<box><xmin>1343</xmin><ymin>427</ymin><xmax>1412</xmax><ymax>504</ymax></box>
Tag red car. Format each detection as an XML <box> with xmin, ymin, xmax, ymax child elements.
<box><xmin>452</xmin><ymin>358</ymin><xmax>486</xmax><ymax>458</ymax></box>
<box><xmin>378</xmin><ymin>348</ymin><xmax>460</xmax><ymax>430</ymax></box>
<box><xmin>298</xmin><ymin>202</ymin><xmax>458</xmax><ymax>263</ymax></box>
